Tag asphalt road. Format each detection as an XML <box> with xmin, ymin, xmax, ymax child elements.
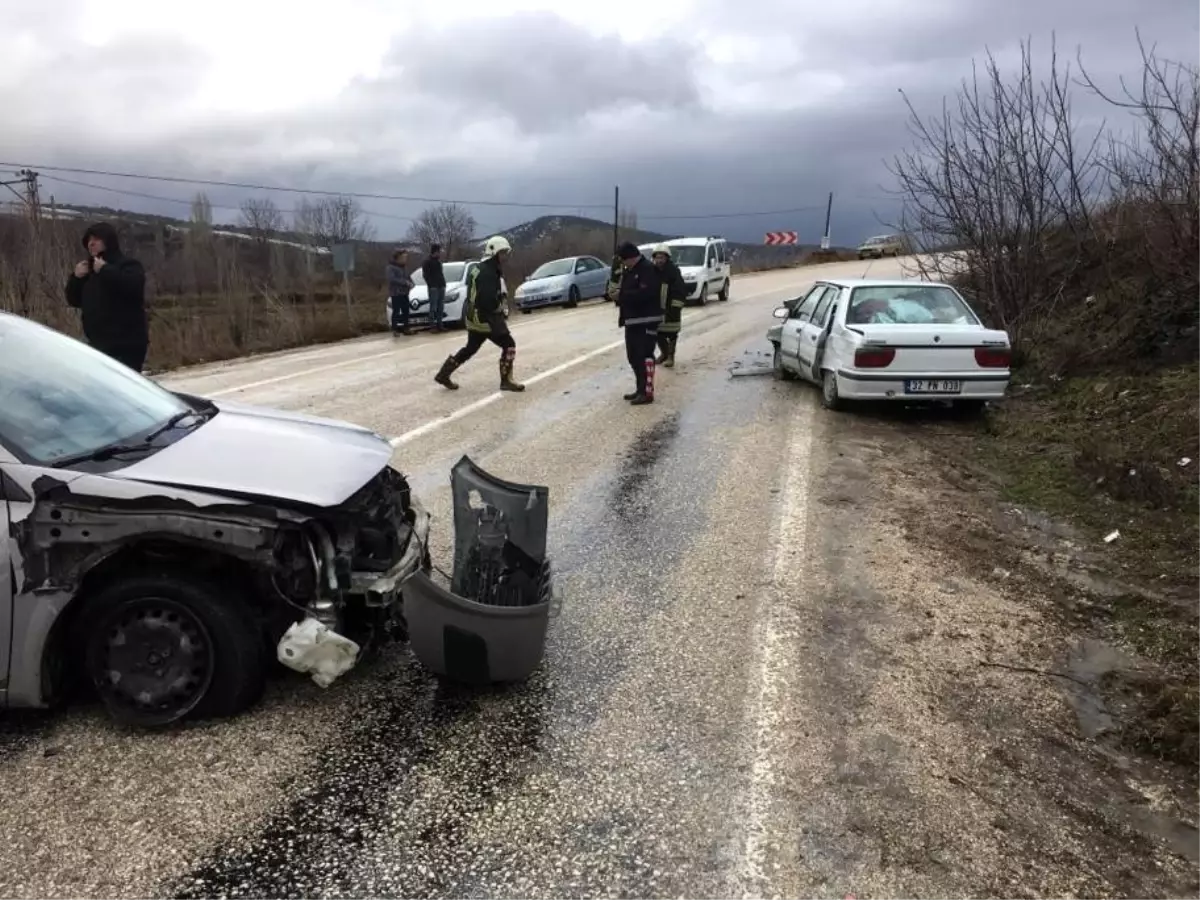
<box><xmin>1</xmin><ymin>256</ymin><xmax>1194</xmax><ymax>900</ymax></box>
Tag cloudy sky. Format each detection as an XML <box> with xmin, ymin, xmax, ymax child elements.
<box><xmin>1</xmin><ymin>0</ymin><xmax>1196</xmax><ymax>243</ymax></box>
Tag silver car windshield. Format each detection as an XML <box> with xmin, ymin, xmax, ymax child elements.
<box><xmin>0</xmin><ymin>315</ymin><xmax>191</xmax><ymax>465</ymax></box>
<box><xmin>529</xmin><ymin>259</ymin><xmax>574</xmax><ymax>280</ymax></box>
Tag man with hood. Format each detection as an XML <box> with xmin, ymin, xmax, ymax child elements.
<box><xmin>434</xmin><ymin>235</ymin><xmax>525</xmax><ymax>392</ymax></box>
<box><xmin>650</xmin><ymin>244</ymin><xmax>687</xmax><ymax>368</ymax></box>
<box><xmin>65</xmin><ymin>222</ymin><xmax>149</xmax><ymax>372</ymax></box>
<box><xmin>615</xmin><ymin>241</ymin><xmax>663</xmax><ymax>405</ymax></box>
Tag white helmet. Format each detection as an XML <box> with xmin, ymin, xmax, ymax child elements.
<box><xmin>651</xmin><ymin>243</ymin><xmax>671</xmax><ymax>258</ymax></box>
<box><xmin>483</xmin><ymin>235</ymin><xmax>512</xmax><ymax>258</ymax></box>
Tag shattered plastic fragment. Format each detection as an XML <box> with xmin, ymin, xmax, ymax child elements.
<box><xmin>1103</xmin><ymin>530</ymin><xmax>1121</xmax><ymax>544</ymax></box>
<box><xmin>1179</xmin><ymin>457</ymin><xmax>1192</xmax><ymax>468</ymax></box>
<box><xmin>277</xmin><ymin>618</ymin><xmax>361</xmax><ymax>688</ymax></box>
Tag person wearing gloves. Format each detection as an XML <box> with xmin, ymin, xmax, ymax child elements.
<box><xmin>650</xmin><ymin>244</ymin><xmax>687</xmax><ymax>368</ymax></box>
<box><xmin>65</xmin><ymin>221</ymin><xmax>149</xmax><ymax>371</ymax></box>
<box><xmin>434</xmin><ymin>236</ymin><xmax>525</xmax><ymax>392</ymax></box>
<box><xmin>614</xmin><ymin>241</ymin><xmax>663</xmax><ymax>405</ymax></box>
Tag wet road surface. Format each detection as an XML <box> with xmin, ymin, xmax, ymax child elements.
<box><xmin>2</xmin><ymin>257</ymin><xmax>1195</xmax><ymax>899</ymax></box>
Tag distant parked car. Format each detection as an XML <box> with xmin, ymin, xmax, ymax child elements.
<box><xmin>767</xmin><ymin>278</ymin><xmax>1012</xmax><ymax>414</ymax></box>
<box><xmin>857</xmin><ymin>234</ymin><xmax>907</xmax><ymax>259</ymax></box>
<box><xmin>384</xmin><ymin>260</ymin><xmax>508</xmax><ymax>329</ymax></box>
<box><xmin>514</xmin><ymin>256</ymin><xmax>609</xmax><ymax>312</ymax></box>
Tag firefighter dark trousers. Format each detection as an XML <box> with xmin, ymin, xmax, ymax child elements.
<box><xmin>655</xmin><ymin>332</ymin><xmax>678</xmax><ymax>361</ymax></box>
<box><xmin>625</xmin><ymin>323</ymin><xmax>658</xmax><ymax>398</ymax></box>
<box><xmin>452</xmin><ymin>323</ymin><xmax>516</xmax><ymax>365</ymax></box>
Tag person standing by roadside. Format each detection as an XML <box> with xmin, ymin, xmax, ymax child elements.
<box><xmin>387</xmin><ymin>249</ymin><xmax>414</xmax><ymax>336</ymax></box>
<box><xmin>650</xmin><ymin>244</ymin><xmax>687</xmax><ymax>368</ymax></box>
<box><xmin>421</xmin><ymin>243</ymin><xmax>447</xmax><ymax>332</ymax></box>
<box><xmin>65</xmin><ymin>222</ymin><xmax>149</xmax><ymax>372</ymax></box>
<box><xmin>434</xmin><ymin>236</ymin><xmax>525</xmax><ymax>392</ymax></box>
<box><xmin>615</xmin><ymin>241</ymin><xmax>663</xmax><ymax>405</ymax></box>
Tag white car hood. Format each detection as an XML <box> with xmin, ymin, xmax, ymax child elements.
<box><xmin>678</xmin><ymin>266</ymin><xmax>704</xmax><ymax>279</ymax></box>
<box><xmin>111</xmin><ymin>399</ymin><xmax>394</xmax><ymax>508</ymax></box>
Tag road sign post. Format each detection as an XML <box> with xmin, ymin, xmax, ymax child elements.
<box><xmin>331</xmin><ymin>243</ymin><xmax>356</xmax><ymax>323</ymax></box>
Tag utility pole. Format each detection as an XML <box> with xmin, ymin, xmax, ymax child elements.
<box><xmin>19</xmin><ymin>169</ymin><xmax>40</xmax><ymax>225</ymax></box>
<box><xmin>820</xmin><ymin>191</ymin><xmax>833</xmax><ymax>250</ymax></box>
<box><xmin>612</xmin><ymin>185</ymin><xmax>619</xmax><ymax>256</ymax></box>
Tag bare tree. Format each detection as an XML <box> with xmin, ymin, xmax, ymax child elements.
<box><xmin>292</xmin><ymin>195</ymin><xmax>375</xmax><ymax>248</ymax></box>
<box><xmin>887</xmin><ymin>36</ymin><xmax>1105</xmax><ymax>350</ymax></box>
<box><xmin>239</xmin><ymin>197</ymin><xmax>284</xmax><ymax>243</ymax></box>
<box><xmin>405</xmin><ymin>202</ymin><xmax>477</xmax><ymax>259</ymax></box>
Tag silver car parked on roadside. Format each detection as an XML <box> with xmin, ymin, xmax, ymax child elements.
<box><xmin>513</xmin><ymin>255</ymin><xmax>610</xmax><ymax>312</ymax></box>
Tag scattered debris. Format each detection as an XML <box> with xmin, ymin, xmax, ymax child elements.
<box><xmin>1179</xmin><ymin>457</ymin><xmax>1192</xmax><ymax>468</ymax></box>
<box><xmin>1104</xmin><ymin>530</ymin><xmax>1121</xmax><ymax>544</ymax></box>
<box><xmin>728</xmin><ymin>349</ymin><xmax>774</xmax><ymax>377</ymax></box>
<box><xmin>277</xmin><ymin>618</ymin><xmax>361</xmax><ymax>688</ymax></box>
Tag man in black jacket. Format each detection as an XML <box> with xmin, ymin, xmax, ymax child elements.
<box><xmin>434</xmin><ymin>236</ymin><xmax>525</xmax><ymax>392</ymax></box>
<box><xmin>65</xmin><ymin>222</ymin><xmax>149</xmax><ymax>371</ymax></box>
<box><xmin>421</xmin><ymin>243</ymin><xmax>447</xmax><ymax>331</ymax></box>
<box><xmin>615</xmin><ymin>241</ymin><xmax>663</xmax><ymax>405</ymax></box>
<box><xmin>650</xmin><ymin>244</ymin><xmax>687</xmax><ymax>368</ymax></box>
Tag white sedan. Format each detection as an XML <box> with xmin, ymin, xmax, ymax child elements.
<box><xmin>384</xmin><ymin>260</ymin><xmax>508</xmax><ymax>329</ymax></box>
<box><xmin>767</xmin><ymin>278</ymin><xmax>1012</xmax><ymax>413</ymax></box>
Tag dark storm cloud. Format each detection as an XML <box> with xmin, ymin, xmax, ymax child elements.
<box><xmin>4</xmin><ymin>0</ymin><xmax>1196</xmax><ymax>244</ymax></box>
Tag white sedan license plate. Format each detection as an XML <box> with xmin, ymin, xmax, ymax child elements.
<box><xmin>904</xmin><ymin>379</ymin><xmax>963</xmax><ymax>394</ymax></box>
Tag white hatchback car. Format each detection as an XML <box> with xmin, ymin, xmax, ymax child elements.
<box><xmin>767</xmin><ymin>278</ymin><xmax>1012</xmax><ymax>413</ymax></box>
<box><xmin>385</xmin><ymin>260</ymin><xmax>508</xmax><ymax>329</ymax></box>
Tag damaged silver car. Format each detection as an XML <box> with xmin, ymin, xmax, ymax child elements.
<box><xmin>0</xmin><ymin>312</ymin><xmax>554</xmax><ymax>727</ymax></box>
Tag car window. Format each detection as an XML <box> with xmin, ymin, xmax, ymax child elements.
<box><xmin>847</xmin><ymin>285</ymin><xmax>980</xmax><ymax>325</ymax></box>
<box><xmin>811</xmin><ymin>287</ymin><xmax>838</xmax><ymax>328</ymax></box>
<box><xmin>0</xmin><ymin>315</ymin><xmax>191</xmax><ymax>466</ymax></box>
<box><xmin>529</xmin><ymin>259</ymin><xmax>574</xmax><ymax>280</ymax></box>
<box><xmin>670</xmin><ymin>245</ymin><xmax>705</xmax><ymax>267</ymax></box>
<box><xmin>788</xmin><ymin>284</ymin><xmax>824</xmax><ymax>319</ymax></box>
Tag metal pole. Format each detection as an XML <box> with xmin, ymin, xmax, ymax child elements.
<box><xmin>342</xmin><ymin>269</ymin><xmax>353</xmax><ymax>324</ymax></box>
<box><xmin>612</xmin><ymin>185</ymin><xmax>619</xmax><ymax>256</ymax></box>
<box><xmin>821</xmin><ymin>192</ymin><xmax>833</xmax><ymax>250</ymax></box>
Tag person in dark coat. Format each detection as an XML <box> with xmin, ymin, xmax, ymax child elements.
<box><xmin>421</xmin><ymin>243</ymin><xmax>447</xmax><ymax>331</ymax></box>
<box><xmin>650</xmin><ymin>243</ymin><xmax>687</xmax><ymax>368</ymax></box>
<box><xmin>387</xmin><ymin>249</ymin><xmax>414</xmax><ymax>335</ymax></box>
<box><xmin>65</xmin><ymin>222</ymin><xmax>149</xmax><ymax>372</ymax></box>
<box><xmin>615</xmin><ymin>241</ymin><xmax>663</xmax><ymax>405</ymax></box>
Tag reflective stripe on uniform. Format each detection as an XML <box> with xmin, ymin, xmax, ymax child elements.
<box><xmin>464</xmin><ymin>266</ymin><xmax>490</xmax><ymax>333</ymax></box>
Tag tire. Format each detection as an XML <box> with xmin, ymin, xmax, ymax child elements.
<box><xmin>697</xmin><ymin>283</ymin><xmax>708</xmax><ymax>306</ymax></box>
<box><xmin>78</xmin><ymin>574</ymin><xmax>267</xmax><ymax>727</ymax></box>
<box><xmin>564</xmin><ymin>286</ymin><xmax>579</xmax><ymax>309</ymax></box>
<box><xmin>772</xmin><ymin>344</ymin><xmax>795</xmax><ymax>381</ymax></box>
<box><xmin>953</xmin><ymin>398</ymin><xmax>987</xmax><ymax>418</ymax></box>
<box><xmin>717</xmin><ymin>279</ymin><xmax>729</xmax><ymax>302</ymax></box>
<box><xmin>820</xmin><ymin>370</ymin><xmax>844</xmax><ymax>411</ymax></box>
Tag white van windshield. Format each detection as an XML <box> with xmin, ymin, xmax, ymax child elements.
<box><xmin>670</xmin><ymin>245</ymin><xmax>707</xmax><ymax>267</ymax></box>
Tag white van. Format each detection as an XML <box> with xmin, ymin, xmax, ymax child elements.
<box><xmin>638</xmin><ymin>236</ymin><xmax>731</xmax><ymax>305</ymax></box>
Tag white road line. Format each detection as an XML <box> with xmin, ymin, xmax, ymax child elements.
<box><xmin>737</xmin><ymin>411</ymin><xmax>814</xmax><ymax>899</ymax></box>
<box><xmin>386</xmin><ymin>283</ymin><xmax>791</xmax><ymax>448</ymax></box>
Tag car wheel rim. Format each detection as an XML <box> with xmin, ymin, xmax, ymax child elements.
<box><xmin>91</xmin><ymin>597</ymin><xmax>215</xmax><ymax>725</ymax></box>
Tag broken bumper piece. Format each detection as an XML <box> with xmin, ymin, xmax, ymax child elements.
<box><xmin>404</xmin><ymin>455</ymin><xmax>556</xmax><ymax>684</ymax></box>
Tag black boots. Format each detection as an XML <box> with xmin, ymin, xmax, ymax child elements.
<box><xmin>500</xmin><ymin>349</ymin><xmax>525</xmax><ymax>392</ymax></box>
<box><xmin>435</xmin><ymin>356</ymin><xmax>460</xmax><ymax>390</ymax></box>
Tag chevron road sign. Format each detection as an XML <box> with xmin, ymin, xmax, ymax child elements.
<box><xmin>764</xmin><ymin>231</ymin><xmax>798</xmax><ymax>245</ymax></box>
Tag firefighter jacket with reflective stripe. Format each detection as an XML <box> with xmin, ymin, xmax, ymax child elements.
<box><xmin>617</xmin><ymin>256</ymin><xmax>664</xmax><ymax>327</ymax></box>
<box><xmin>465</xmin><ymin>257</ymin><xmax>504</xmax><ymax>333</ymax></box>
<box><xmin>657</xmin><ymin>260</ymin><xmax>687</xmax><ymax>334</ymax></box>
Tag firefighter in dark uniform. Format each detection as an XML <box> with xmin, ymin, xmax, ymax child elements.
<box><xmin>434</xmin><ymin>236</ymin><xmax>525</xmax><ymax>392</ymax></box>
<box><xmin>615</xmin><ymin>241</ymin><xmax>663</xmax><ymax>405</ymax></box>
<box><xmin>650</xmin><ymin>243</ymin><xmax>687</xmax><ymax>368</ymax></box>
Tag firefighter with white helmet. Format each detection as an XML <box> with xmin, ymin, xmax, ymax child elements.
<box><xmin>650</xmin><ymin>243</ymin><xmax>687</xmax><ymax>367</ymax></box>
<box><xmin>434</xmin><ymin>235</ymin><xmax>525</xmax><ymax>392</ymax></box>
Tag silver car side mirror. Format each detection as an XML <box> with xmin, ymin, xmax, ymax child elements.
<box><xmin>772</xmin><ymin>306</ymin><xmax>789</xmax><ymax>319</ymax></box>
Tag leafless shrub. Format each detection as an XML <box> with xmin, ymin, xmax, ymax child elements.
<box><xmin>292</xmin><ymin>195</ymin><xmax>376</xmax><ymax>248</ymax></box>
<box><xmin>405</xmin><ymin>202</ymin><xmax>477</xmax><ymax>259</ymax></box>
<box><xmin>239</xmin><ymin>197</ymin><xmax>284</xmax><ymax>243</ymax></box>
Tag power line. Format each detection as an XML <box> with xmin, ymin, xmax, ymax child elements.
<box><xmin>9</xmin><ymin>160</ymin><xmax>860</xmax><ymax>223</ymax></box>
<box><xmin>1</xmin><ymin>160</ymin><xmax>612</xmax><ymax>210</ymax></box>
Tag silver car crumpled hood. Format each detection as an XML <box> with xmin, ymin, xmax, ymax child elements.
<box><xmin>111</xmin><ymin>399</ymin><xmax>395</xmax><ymax>508</ymax></box>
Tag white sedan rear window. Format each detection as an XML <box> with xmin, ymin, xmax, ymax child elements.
<box><xmin>847</xmin><ymin>286</ymin><xmax>978</xmax><ymax>326</ymax></box>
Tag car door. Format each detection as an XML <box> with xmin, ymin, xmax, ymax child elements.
<box><xmin>797</xmin><ymin>286</ymin><xmax>838</xmax><ymax>378</ymax></box>
<box><xmin>0</xmin><ymin>468</ymin><xmax>16</xmax><ymax>702</ymax></box>
<box><xmin>715</xmin><ymin>240</ymin><xmax>731</xmax><ymax>284</ymax></box>
<box><xmin>778</xmin><ymin>284</ymin><xmax>825</xmax><ymax>372</ymax></box>
<box><xmin>575</xmin><ymin>257</ymin><xmax>602</xmax><ymax>298</ymax></box>
<box><xmin>585</xmin><ymin>257</ymin><xmax>608</xmax><ymax>296</ymax></box>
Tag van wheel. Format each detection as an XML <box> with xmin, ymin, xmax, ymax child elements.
<box><xmin>697</xmin><ymin>283</ymin><xmax>707</xmax><ymax>306</ymax></box>
<box><xmin>717</xmin><ymin>280</ymin><xmax>729</xmax><ymax>302</ymax></box>
<box><xmin>820</xmin><ymin>370</ymin><xmax>844</xmax><ymax>411</ymax></box>
<box><xmin>78</xmin><ymin>575</ymin><xmax>267</xmax><ymax>727</ymax></box>
<box><xmin>772</xmin><ymin>344</ymin><xmax>794</xmax><ymax>381</ymax></box>
<box><xmin>564</xmin><ymin>286</ymin><xmax>579</xmax><ymax>309</ymax></box>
